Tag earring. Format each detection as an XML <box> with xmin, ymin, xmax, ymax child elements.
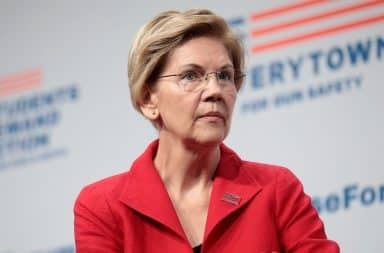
<box><xmin>151</xmin><ymin>110</ymin><xmax>158</xmax><ymax>118</ymax></box>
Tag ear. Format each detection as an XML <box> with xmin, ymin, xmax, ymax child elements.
<box><xmin>140</xmin><ymin>90</ymin><xmax>159</xmax><ymax>121</ymax></box>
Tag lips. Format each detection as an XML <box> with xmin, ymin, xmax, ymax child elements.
<box><xmin>197</xmin><ymin>111</ymin><xmax>226</xmax><ymax>121</ymax></box>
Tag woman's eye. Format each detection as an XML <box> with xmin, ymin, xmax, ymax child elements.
<box><xmin>217</xmin><ymin>70</ymin><xmax>233</xmax><ymax>81</ymax></box>
<box><xmin>182</xmin><ymin>71</ymin><xmax>199</xmax><ymax>81</ymax></box>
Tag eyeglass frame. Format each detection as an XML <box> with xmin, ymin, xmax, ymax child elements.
<box><xmin>156</xmin><ymin>68</ymin><xmax>245</xmax><ymax>92</ymax></box>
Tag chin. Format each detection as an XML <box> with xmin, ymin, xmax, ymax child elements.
<box><xmin>192</xmin><ymin>129</ymin><xmax>228</xmax><ymax>147</ymax></box>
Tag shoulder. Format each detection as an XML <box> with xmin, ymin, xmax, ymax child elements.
<box><xmin>73</xmin><ymin>172</ymin><xmax>130</xmax><ymax>249</ymax></box>
<box><xmin>75</xmin><ymin>171</ymin><xmax>130</xmax><ymax>209</ymax></box>
<box><xmin>240</xmin><ymin>160</ymin><xmax>300</xmax><ymax>186</ymax></box>
<box><xmin>220</xmin><ymin>143</ymin><xmax>301</xmax><ymax>188</ymax></box>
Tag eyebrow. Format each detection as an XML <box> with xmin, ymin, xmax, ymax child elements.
<box><xmin>178</xmin><ymin>63</ymin><xmax>234</xmax><ymax>71</ymax></box>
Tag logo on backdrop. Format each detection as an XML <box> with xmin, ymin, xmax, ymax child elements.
<box><xmin>228</xmin><ymin>0</ymin><xmax>384</xmax><ymax>113</ymax></box>
<box><xmin>0</xmin><ymin>68</ymin><xmax>80</xmax><ymax>171</ymax></box>
<box><xmin>0</xmin><ymin>244</ymin><xmax>74</xmax><ymax>253</ymax></box>
<box><xmin>32</xmin><ymin>245</ymin><xmax>74</xmax><ymax>253</ymax></box>
<box><xmin>312</xmin><ymin>182</ymin><xmax>384</xmax><ymax>215</ymax></box>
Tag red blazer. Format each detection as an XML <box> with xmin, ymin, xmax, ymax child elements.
<box><xmin>74</xmin><ymin>140</ymin><xmax>339</xmax><ymax>253</ymax></box>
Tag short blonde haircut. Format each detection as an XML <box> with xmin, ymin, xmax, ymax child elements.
<box><xmin>128</xmin><ymin>9</ymin><xmax>244</xmax><ymax>113</ymax></box>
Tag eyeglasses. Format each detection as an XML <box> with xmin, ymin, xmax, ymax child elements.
<box><xmin>157</xmin><ymin>68</ymin><xmax>245</xmax><ymax>92</ymax></box>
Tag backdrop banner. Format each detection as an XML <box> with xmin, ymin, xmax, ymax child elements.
<box><xmin>1</xmin><ymin>1</ymin><xmax>383</xmax><ymax>252</ymax></box>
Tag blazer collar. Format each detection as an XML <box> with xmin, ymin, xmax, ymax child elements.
<box><xmin>118</xmin><ymin>140</ymin><xmax>185</xmax><ymax>239</ymax></box>
<box><xmin>204</xmin><ymin>143</ymin><xmax>263</xmax><ymax>240</ymax></box>
<box><xmin>118</xmin><ymin>140</ymin><xmax>263</xmax><ymax>242</ymax></box>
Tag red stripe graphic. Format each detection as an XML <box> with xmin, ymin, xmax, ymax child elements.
<box><xmin>250</xmin><ymin>0</ymin><xmax>329</xmax><ymax>21</ymax></box>
<box><xmin>0</xmin><ymin>69</ymin><xmax>42</xmax><ymax>96</ymax></box>
<box><xmin>251</xmin><ymin>0</ymin><xmax>384</xmax><ymax>37</ymax></box>
<box><xmin>251</xmin><ymin>14</ymin><xmax>384</xmax><ymax>53</ymax></box>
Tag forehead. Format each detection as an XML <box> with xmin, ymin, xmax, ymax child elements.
<box><xmin>164</xmin><ymin>36</ymin><xmax>233</xmax><ymax>70</ymax></box>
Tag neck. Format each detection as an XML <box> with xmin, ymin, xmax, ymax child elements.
<box><xmin>154</xmin><ymin>134</ymin><xmax>220</xmax><ymax>195</ymax></box>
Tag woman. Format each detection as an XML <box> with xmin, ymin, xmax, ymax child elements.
<box><xmin>74</xmin><ymin>9</ymin><xmax>339</xmax><ymax>253</ymax></box>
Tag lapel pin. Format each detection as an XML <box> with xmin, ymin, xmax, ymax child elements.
<box><xmin>221</xmin><ymin>192</ymin><xmax>241</xmax><ymax>206</ymax></box>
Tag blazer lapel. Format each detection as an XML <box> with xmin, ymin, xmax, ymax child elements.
<box><xmin>118</xmin><ymin>141</ymin><xmax>186</xmax><ymax>240</ymax></box>
<box><xmin>204</xmin><ymin>144</ymin><xmax>263</xmax><ymax>241</ymax></box>
<box><xmin>117</xmin><ymin>141</ymin><xmax>263</xmax><ymax>244</ymax></box>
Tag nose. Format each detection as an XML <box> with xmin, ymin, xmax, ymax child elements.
<box><xmin>203</xmin><ymin>72</ymin><xmax>220</xmax><ymax>82</ymax></box>
<box><xmin>202</xmin><ymin>72</ymin><xmax>222</xmax><ymax>102</ymax></box>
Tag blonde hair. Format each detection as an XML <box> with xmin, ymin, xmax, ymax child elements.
<box><xmin>128</xmin><ymin>9</ymin><xmax>244</xmax><ymax>113</ymax></box>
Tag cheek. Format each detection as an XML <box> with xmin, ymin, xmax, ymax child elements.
<box><xmin>158</xmin><ymin>91</ymin><xmax>198</xmax><ymax>124</ymax></box>
<box><xmin>226</xmin><ymin>93</ymin><xmax>237</xmax><ymax>114</ymax></box>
